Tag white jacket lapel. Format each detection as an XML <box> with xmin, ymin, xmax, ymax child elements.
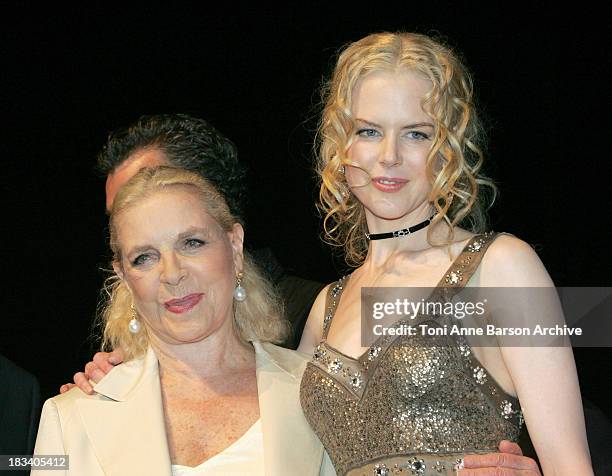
<box><xmin>77</xmin><ymin>347</ymin><xmax>172</xmax><ymax>476</ymax></box>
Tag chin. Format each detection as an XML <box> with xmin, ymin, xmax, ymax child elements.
<box><xmin>365</xmin><ymin>202</ymin><xmax>414</xmax><ymax>221</ymax></box>
<box><xmin>166</xmin><ymin>332</ymin><xmax>209</xmax><ymax>345</ymax></box>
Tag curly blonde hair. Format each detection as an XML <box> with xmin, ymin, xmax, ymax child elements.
<box><xmin>316</xmin><ymin>31</ymin><xmax>497</xmax><ymax>266</ymax></box>
<box><xmin>97</xmin><ymin>166</ymin><xmax>288</xmax><ymax>361</ymax></box>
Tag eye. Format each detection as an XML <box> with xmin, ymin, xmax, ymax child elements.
<box><xmin>356</xmin><ymin>128</ymin><xmax>381</xmax><ymax>138</ymax></box>
<box><xmin>405</xmin><ymin>130</ymin><xmax>430</xmax><ymax>141</ymax></box>
<box><xmin>184</xmin><ymin>238</ymin><xmax>205</xmax><ymax>249</ymax></box>
<box><xmin>132</xmin><ymin>254</ymin><xmax>153</xmax><ymax>267</ymax></box>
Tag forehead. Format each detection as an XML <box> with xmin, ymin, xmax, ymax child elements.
<box><xmin>115</xmin><ymin>188</ymin><xmax>220</xmax><ymax>245</ymax></box>
<box><xmin>350</xmin><ymin>70</ymin><xmax>431</xmax><ymax>120</ymax></box>
<box><xmin>105</xmin><ymin>148</ymin><xmax>169</xmax><ymax>211</ymax></box>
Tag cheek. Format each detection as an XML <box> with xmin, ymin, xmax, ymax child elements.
<box><xmin>125</xmin><ymin>272</ymin><xmax>159</xmax><ymax>306</ymax></box>
<box><xmin>196</xmin><ymin>249</ymin><xmax>236</xmax><ymax>290</ymax></box>
<box><xmin>348</xmin><ymin>142</ymin><xmax>377</xmax><ymax>164</ymax></box>
<box><xmin>349</xmin><ymin>187</ymin><xmax>369</xmax><ymax>208</ymax></box>
<box><xmin>201</xmin><ymin>261</ymin><xmax>235</xmax><ymax>325</ymax></box>
<box><xmin>403</xmin><ymin>148</ymin><xmax>429</xmax><ymax>178</ymax></box>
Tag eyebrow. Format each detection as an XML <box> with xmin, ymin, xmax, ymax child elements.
<box><xmin>125</xmin><ymin>244</ymin><xmax>153</xmax><ymax>258</ymax></box>
<box><xmin>124</xmin><ymin>226</ymin><xmax>213</xmax><ymax>257</ymax></box>
<box><xmin>177</xmin><ymin>226</ymin><xmax>213</xmax><ymax>241</ymax></box>
<box><xmin>355</xmin><ymin>118</ymin><xmax>434</xmax><ymax>129</ymax></box>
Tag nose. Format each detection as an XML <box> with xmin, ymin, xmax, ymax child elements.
<box><xmin>160</xmin><ymin>252</ymin><xmax>187</xmax><ymax>286</ymax></box>
<box><xmin>379</xmin><ymin>136</ymin><xmax>401</xmax><ymax>167</ymax></box>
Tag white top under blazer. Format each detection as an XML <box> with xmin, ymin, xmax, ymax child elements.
<box><xmin>171</xmin><ymin>419</ymin><xmax>264</xmax><ymax>475</ymax></box>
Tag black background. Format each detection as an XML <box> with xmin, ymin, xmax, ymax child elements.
<box><xmin>1</xmin><ymin>4</ymin><xmax>610</xmax><ymax>418</ymax></box>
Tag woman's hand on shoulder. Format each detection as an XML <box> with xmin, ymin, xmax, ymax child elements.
<box><xmin>58</xmin><ymin>348</ymin><xmax>125</xmax><ymax>395</ymax></box>
<box><xmin>297</xmin><ymin>284</ymin><xmax>330</xmax><ymax>355</ymax></box>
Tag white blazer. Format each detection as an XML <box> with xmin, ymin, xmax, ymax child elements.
<box><xmin>33</xmin><ymin>342</ymin><xmax>336</xmax><ymax>476</ymax></box>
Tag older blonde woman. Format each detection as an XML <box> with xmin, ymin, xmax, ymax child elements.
<box><xmin>33</xmin><ymin>167</ymin><xmax>334</xmax><ymax>475</ymax></box>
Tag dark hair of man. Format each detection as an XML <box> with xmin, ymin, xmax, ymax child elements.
<box><xmin>97</xmin><ymin>113</ymin><xmax>247</xmax><ymax>218</ymax></box>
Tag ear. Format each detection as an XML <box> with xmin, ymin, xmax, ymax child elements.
<box><xmin>228</xmin><ymin>223</ymin><xmax>245</xmax><ymax>273</ymax></box>
<box><xmin>112</xmin><ymin>260</ymin><xmax>125</xmax><ymax>281</ymax></box>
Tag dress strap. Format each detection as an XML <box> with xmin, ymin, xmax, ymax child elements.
<box><xmin>434</xmin><ymin>232</ymin><xmax>501</xmax><ymax>291</ymax></box>
<box><xmin>322</xmin><ymin>275</ymin><xmax>351</xmax><ymax>339</ymax></box>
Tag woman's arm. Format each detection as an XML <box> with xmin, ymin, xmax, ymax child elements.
<box><xmin>481</xmin><ymin>235</ymin><xmax>593</xmax><ymax>475</ymax></box>
<box><xmin>297</xmin><ymin>285</ymin><xmax>330</xmax><ymax>354</ymax></box>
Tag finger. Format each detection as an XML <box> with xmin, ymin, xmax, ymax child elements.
<box><xmin>73</xmin><ymin>372</ymin><xmax>94</xmax><ymax>394</ymax></box>
<box><xmin>84</xmin><ymin>361</ymin><xmax>107</xmax><ymax>384</ymax></box>
<box><xmin>498</xmin><ymin>440</ymin><xmax>523</xmax><ymax>456</ymax></box>
<box><xmin>84</xmin><ymin>361</ymin><xmax>98</xmax><ymax>379</ymax></box>
<box><xmin>93</xmin><ymin>352</ymin><xmax>115</xmax><ymax>373</ymax></box>
<box><xmin>459</xmin><ymin>468</ymin><xmax>536</xmax><ymax>476</ymax></box>
<box><xmin>108</xmin><ymin>348</ymin><xmax>125</xmax><ymax>365</ymax></box>
<box><xmin>463</xmin><ymin>452</ymin><xmax>539</xmax><ymax>471</ymax></box>
<box><xmin>59</xmin><ymin>383</ymin><xmax>76</xmax><ymax>394</ymax></box>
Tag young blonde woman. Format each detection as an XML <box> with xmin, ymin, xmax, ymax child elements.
<box><xmin>297</xmin><ymin>32</ymin><xmax>592</xmax><ymax>476</ymax></box>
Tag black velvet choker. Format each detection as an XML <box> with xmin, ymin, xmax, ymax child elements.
<box><xmin>366</xmin><ymin>215</ymin><xmax>435</xmax><ymax>241</ymax></box>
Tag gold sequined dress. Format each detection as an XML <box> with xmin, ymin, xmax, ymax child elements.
<box><xmin>300</xmin><ymin>233</ymin><xmax>523</xmax><ymax>476</ymax></box>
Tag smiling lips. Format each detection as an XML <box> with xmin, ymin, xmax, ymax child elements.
<box><xmin>164</xmin><ymin>293</ymin><xmax>204</xmax><ymax>314</ymax></box>
<box><xmin>371</xmin><ymin>176</ymin><xmax>408</xmax><ymax>192</ymax></box>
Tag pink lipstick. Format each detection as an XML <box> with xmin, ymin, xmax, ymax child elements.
<box><xmin>164</xmin><ymin>293</ymin><xmax>204</xmax><ymax>314</ymax></box>
<box><xmin>371</xmin><ymin>176</ymin><xmax>408</xmax><ymax>192</ymax></box>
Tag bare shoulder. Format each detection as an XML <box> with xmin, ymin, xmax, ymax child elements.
<box><xmin>297</xmin><ymin>283</ymin><xmax>331</xmax><ymax>353</ymax></box>
<box><xmin>480</xmin><ymin>233</ymin><xmax>554</xmax><ymax>287</ymax></box>
<box><xmin>308</xmin><ymin>282</ymin><xmax>331</xmax><ymax>329</ymax></box>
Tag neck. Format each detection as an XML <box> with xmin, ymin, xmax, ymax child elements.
<box><xmin>364</xmin><ymin>205</ymin><xmax>450</xmax><ymax>266</ymax></box>
<box><xmin>149</xmin><ymin>325</ymin><xmax>255</xmax><ymax>384</ymax></box>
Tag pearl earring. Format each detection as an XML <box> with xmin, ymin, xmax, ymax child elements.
<box><xmin>234</xmin><ymin>271</ymin><xmax>247</xmax><ymax>302</ymax></box>
<box><xmin>128</xmin><ymin>304</ymin><xmax>141</xmax><ymax>334</ymax></box>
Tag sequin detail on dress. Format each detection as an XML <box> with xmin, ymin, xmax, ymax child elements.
<box><xmin>300</xmin><ymin>233</ymin><xmax>523</xmax><ymax>476</ymax></box>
